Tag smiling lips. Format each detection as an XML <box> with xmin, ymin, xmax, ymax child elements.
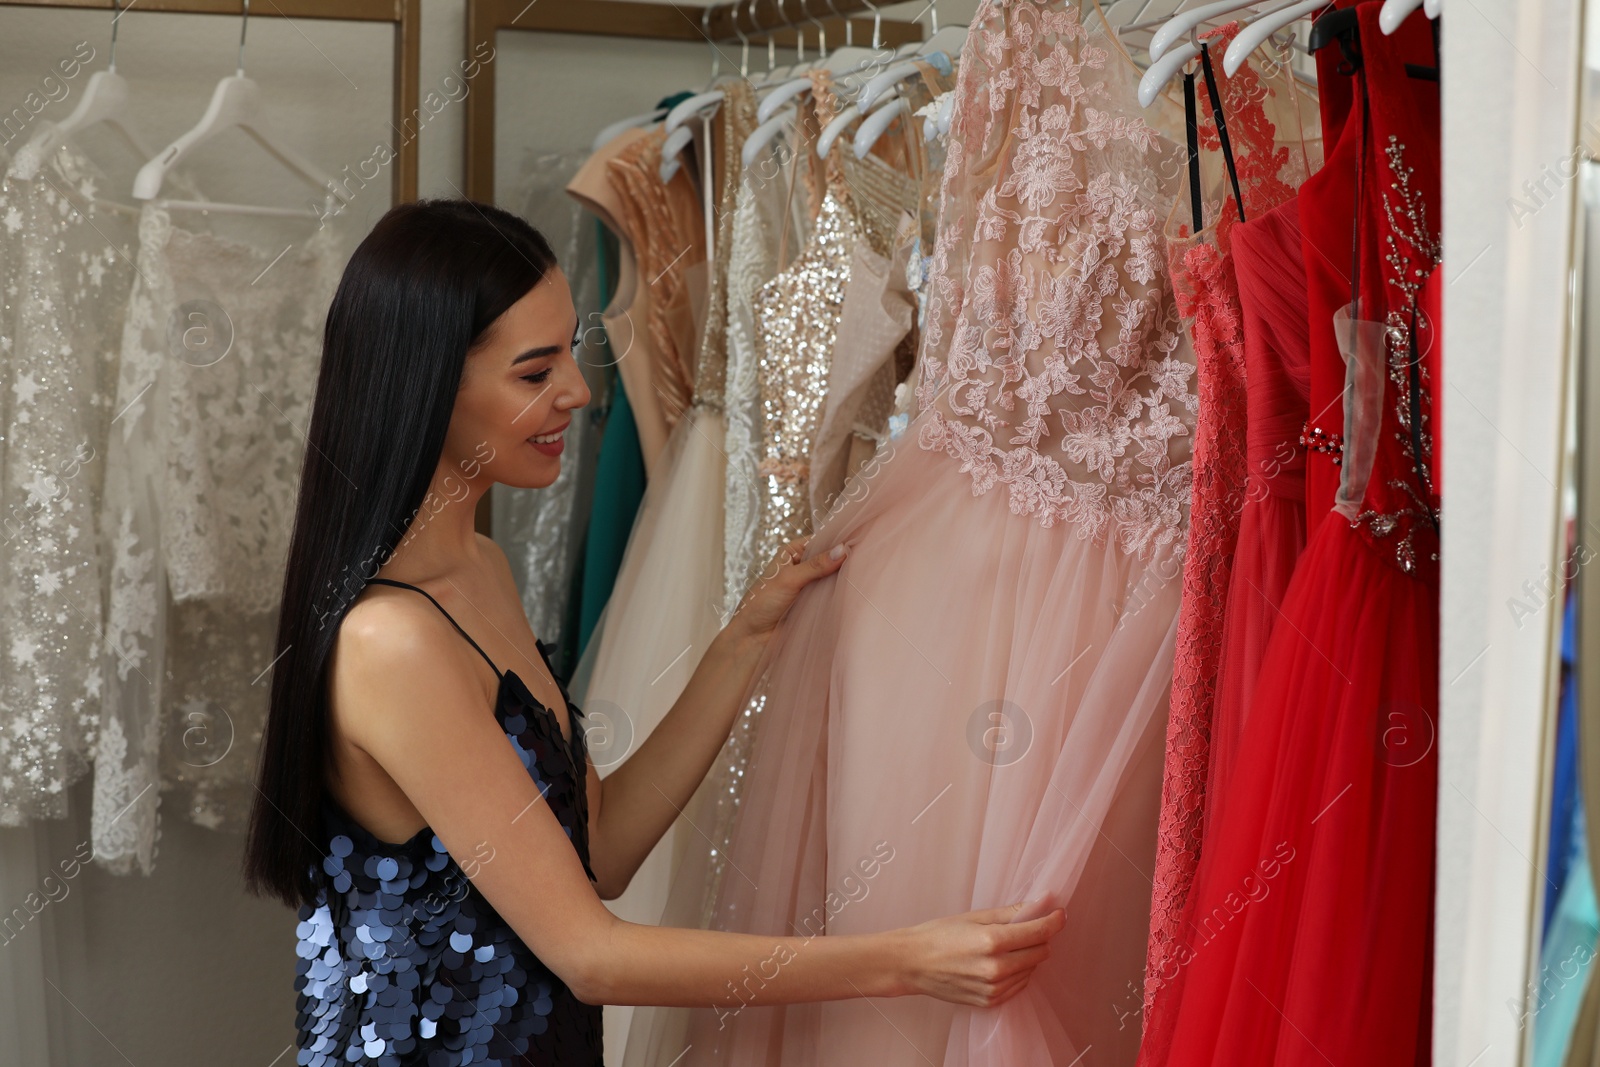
<box><xmin>529</xmin><ymin>422</ymin><xmax>568</xmax><ymax>457</ymax></box>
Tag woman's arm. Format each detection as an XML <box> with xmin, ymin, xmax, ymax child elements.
<box><xmin>586</xmin><ymin>542</ymin><xmax>842</xmax><ymax>899</ymax></box>
<box><xmin>339</xmin><ymin>607</ymin><xmax>1064</xmax><ymax>1009</ymax></box>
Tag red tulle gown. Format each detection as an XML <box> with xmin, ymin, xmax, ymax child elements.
<box><xmin>1208</xmin><ymin>195</ymin><xmax>1313</xmax><ymax>808</ymax></box>
<box><xmin>1137</xmin><ymin>3</ymin><xmax>1441</xmax><ymax>1065</ymax></box>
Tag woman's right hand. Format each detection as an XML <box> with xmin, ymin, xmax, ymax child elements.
<box><xmin>894</xmin><ymin>900</ymin><xmax>1067</xmax><ymax>1008</ymax></box>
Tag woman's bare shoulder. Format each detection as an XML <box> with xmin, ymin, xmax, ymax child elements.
<box><xmin>329</xmin><ymin>588</ymin><xmax>477</xmax><ymax>747</ymax></box>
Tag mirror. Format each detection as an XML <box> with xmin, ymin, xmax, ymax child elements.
<box><xmin>1526</xmin><ymin>34</ymin><xmax>1600</xmax><ymax>1066</ymax></box>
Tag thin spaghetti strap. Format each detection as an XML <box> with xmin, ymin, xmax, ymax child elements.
<box><xmin>1199</xmin><ymin>43</ymin><xmax>1247</xmax><ymax>224</ymax></box>
<box><xmin>365</xmin><ymin>578</ymin><xmax>503</xmax><ymax>679</ymax></box>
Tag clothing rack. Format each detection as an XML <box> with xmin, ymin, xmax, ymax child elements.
<box><xmin>463</xmin><ymin>0</ymin><xmax>924</xmax><ymax>204</ymax></box>
<box><xmin>463</xmin><ymin>0</ymin><xmax>925</xmax><ymax>534</ymax></box>
<box><xmin>0</xmin><ymin>0</ymin><xmax>423</xmax><ymax>204</ymax></box>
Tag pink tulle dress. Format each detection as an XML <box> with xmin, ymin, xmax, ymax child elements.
<box><xmin>633</xmin><ymin>1</ymin><xmax>1199</xmax><ymax>1064</ymax></box>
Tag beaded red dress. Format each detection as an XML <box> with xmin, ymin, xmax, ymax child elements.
<box><xmin>1137</xmin><ymin>3</ymin><xmax>1440</xmax><ymax>1064</ymax></box>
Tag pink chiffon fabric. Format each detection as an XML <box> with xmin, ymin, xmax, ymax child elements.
<box><xmin>632</xmin><ymin>2</ymin><xmax>1196</xmax><ymax>1063</ymax></box>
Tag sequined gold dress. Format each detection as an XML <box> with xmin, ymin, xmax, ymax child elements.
<box><xmin>722</xmin><ymin>89</ymin><xmax>817</xmax><ymax>617</ymax></box>
<box><xmin>744</xmin><ymin>71</ymin><xmax>919</xmax><ymax>592</ymax></box>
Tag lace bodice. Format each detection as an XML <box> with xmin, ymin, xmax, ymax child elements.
<box><xmin>0</xmin><ymin>139</ymin><xmax>136</xmax><ymax>825</ymax></box>
<box><xmin>94</xmin><ymin>205</ymin><xmax>344</xmax><ymax>873</ymax></box>
<box><xmin>914</xmin><ymin>0</ymin><xmax>1197</xmax><ymax>564</ymax></box>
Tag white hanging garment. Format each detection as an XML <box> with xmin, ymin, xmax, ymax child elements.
<box><xmin>93</xmin><ymin>205</ymin><xmax>345</xmax><ymax>873</ymax></box>
<box><xmin>0</xmin><ymin>128</ymin><xmax>138</xmax><ymax>826</ymax></box>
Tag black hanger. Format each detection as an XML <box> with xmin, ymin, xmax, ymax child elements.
<box><xmin>1309</xmin><ymin>5</ymin><xmax>1437</xmax><ymax>80</ymax></box>
<box><xmin>1307</xmin><ymin>6</ymin><xmax>1358</xmax><ymax>53</ymax></box>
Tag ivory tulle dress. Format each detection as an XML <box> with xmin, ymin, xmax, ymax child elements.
<box><xmin>575</xmin><ymin>82</ymin><xmax>758</xmax><ymax>1063</ymax></box>
<box><xmin>1136</xmin><ymin>3</ymin><xmax>1441</xmax><ymax>1064</ymax></box>
<box><xmin>634</xmin><ymin>2</ymin><xmax>1195</xmax><ymax>1064</ymax></box>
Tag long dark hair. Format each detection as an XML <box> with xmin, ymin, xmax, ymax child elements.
<box><xmin>244</xmin><ymin>198</ymin><xmax>556</xmax><ymax>908</ymax></box>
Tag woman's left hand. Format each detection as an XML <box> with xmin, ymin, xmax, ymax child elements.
<box><xmin>728</xmin><ymin>538</ymin><xmax>848</xmax><ymax>645</ymax></box>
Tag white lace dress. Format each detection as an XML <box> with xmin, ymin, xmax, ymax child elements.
<box><xmin>0</xmin><ymin>137</ymin><xmax>138</xmax><ymax>826</ymax></box>
<box><xmin>94</xmin><ymin>205</ymin><xmax>344</xmax><ymax>873</ymax></box>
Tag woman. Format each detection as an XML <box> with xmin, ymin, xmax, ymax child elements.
<box><xmin>243</xmin><ymin>198</ymin><xmax>1065</xmax><ymax>1067</ymax></box>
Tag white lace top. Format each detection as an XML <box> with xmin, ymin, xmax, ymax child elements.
<box><xmin>94</xmin><ymin>205</ymin><xmax>344</xmax><ymax>873</ymax></box>
<box><xmin>0</xmin><ymin>138</ymin><xmax>137</xmax><ymax>826</ymax></box>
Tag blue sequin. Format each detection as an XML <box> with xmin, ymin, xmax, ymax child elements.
<box><xmin>295</xmin><ymin>641</ymin><xmax>601</xmax><ymax>1067</ymax></box>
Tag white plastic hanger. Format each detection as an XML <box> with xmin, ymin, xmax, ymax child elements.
<box><xmin>132</xmin><ymin>0</ymin><xmax>345</xmax><ymax>219</ymax></box>
<box><xmin>1422</xmin><ymin>0</ymin><xmax>1441</xmax><ymax>18</ymax></box>
<box><xmin>818</xmin><ymin>90</ymin><xmax>889</xmax><ymax>158</ymax></box>
<box><xmin>662</xmin><ymin>9</ymin><xmax>730</xmax><ymax>182</ymax></box>
<box><xmin>743</xmin><ymin>106</ymin><xmax>796</xmax><ymax>166</ymax></box>
<box><xmin>1149</xmin><ymin>0</ymin><xmax>1269</xmax><ymax>60</ymax></box>
<box><xmin>666</xmin><ymin>9</ymin><xmax>728</xmax><ymax>135</ymax></box>
<box><xmin>1378</xmin><ymin>0</ymin><xmax>1424</xmax><ymax>33</ymax></box>
<box><xmin>1221</xmin><ymin>0</ymin><xmax>1327</xmax><ymax>74</ymax></box>
<box><xmin>857</xmin><ymin>50</ymin><xmax>953</xmax><ymax>111</ymax></box>
<box><xmin>1137</xmin><ymin>39</ymin><xmax>1198</xmax><ymax>107</ymax></box>
<box><xmin>659</xmin><ymin>126</ymin><xmax>698</xmax><ymax>182</ymax></box>
<box><xmin>756</xmin><ymin>0</ymin><xmax>797</xmax><ymax>85</ymax></box>
<box><xmin>593</xmin><ymin>107</ymin><xmax>666</xmax><ymax>152</ymax></box>
<box><xmin>821</xmin><ymin>0</ymin><xmax>884</xmax><ymax>71</ymax></box>
<box><xmin>9</xmin><ymin>0</ymin><xmax>152</xmax><ymax>184</ymax></box>
<box><xmin>919</xmin><ymin>26</ymin><xmax>969</xmax><ymax>58</ymax></box>
<box><xmin>851</xmin><ymin>91</ymin><xmax>907</xmax><ymax>158</ymax></box>
<box><xmin>757</xmin><ymin>0</ymin><xmax>827</xmax><ymax>121</ymax></box>
<box><xmin>759</xmin><ymin>77</ymin><xmax>813</xmax><ymax>122</ymax></box>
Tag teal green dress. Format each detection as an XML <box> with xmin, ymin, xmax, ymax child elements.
<box><xmin>570</xmin><ymin>216</ymin><xmax>646</xmax><ymax>665</ymax></box>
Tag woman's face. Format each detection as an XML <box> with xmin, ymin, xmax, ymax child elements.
<box><xmin>446</xmin><ymin>268</ymin><xmax>590</xmax><ymax>492</ymax></box>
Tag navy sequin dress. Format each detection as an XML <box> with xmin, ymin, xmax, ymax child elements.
<box><xmin>294</xmin><ymin>578</ymin><xmax>605</xmax><ymax>1066</ymax></box>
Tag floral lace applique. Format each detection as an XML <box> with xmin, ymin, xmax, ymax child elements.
<box><xmin>915</xmin><ymin>0</ymin><xmax>1195</xmax><ymax>564</ymax></box>
<box><xmin>94</xmin><ymin>205</ymin><xmax>344</xmax><ymax>873</ymax></box>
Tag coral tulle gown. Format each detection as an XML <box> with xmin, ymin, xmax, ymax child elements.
<box><xmin>1146</xmin><ymin>26</ymin><xmax>1321</xmax><ymax>998</ymax></box>
<box><xmin>1137</xmin><ymin>3</ymin><xmax>1441</xmax><ymax>1065</ymax></box>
